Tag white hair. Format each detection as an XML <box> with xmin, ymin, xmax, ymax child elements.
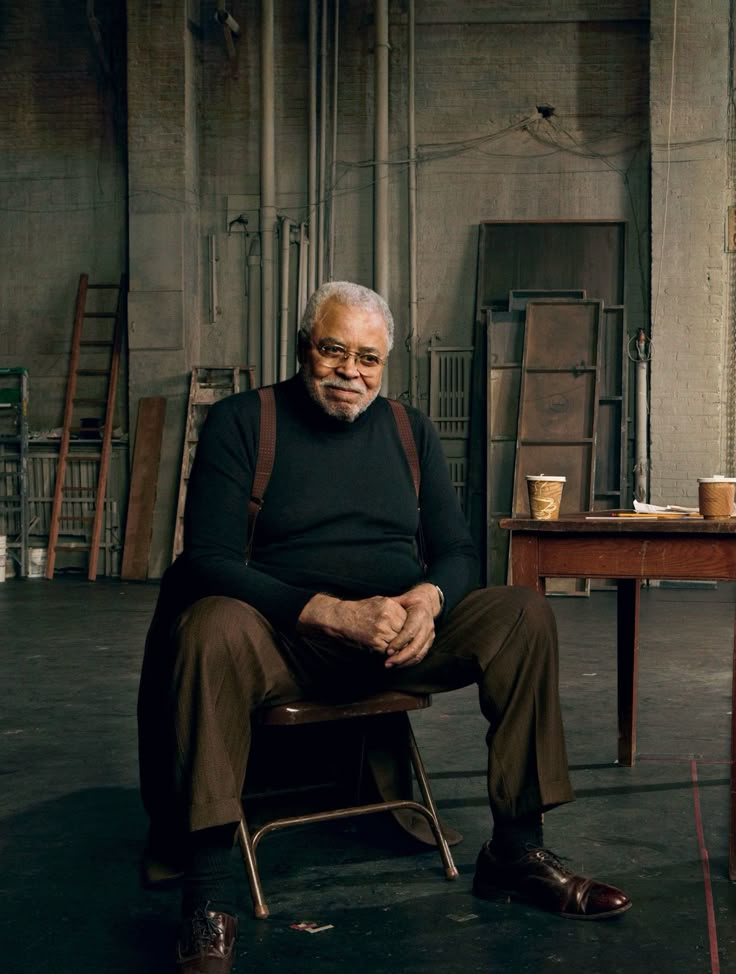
<box><xmin>299</xmin><ymin>281</ymin><xmax>395</xmax><ymax>351</ymax></box>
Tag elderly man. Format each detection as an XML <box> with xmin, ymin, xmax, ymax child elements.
<box><xmin>138</xmin><ymin>281</ymin><xmax>631</xmax><ymax>974</ymax></box>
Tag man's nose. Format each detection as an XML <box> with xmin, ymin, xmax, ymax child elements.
<box><xmin>335</xmin><ymin>354</ymin><xmax>361</xmax><ymax>377</ymax></box>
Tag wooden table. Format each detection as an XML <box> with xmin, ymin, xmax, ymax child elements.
<box><xmin>500</xmin><ymin>513</ymin><xmax>736</xmax><ymax>880</ymax></box>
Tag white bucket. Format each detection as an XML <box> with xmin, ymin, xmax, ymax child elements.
<box><xmin>28</xmin><ymin>547</ymin><xmax>47</xmax><ymax>578</ymax></box>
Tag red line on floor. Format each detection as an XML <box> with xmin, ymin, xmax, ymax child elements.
<box><xmin>690</xmin><ymin>759</ymin><xmax>720</xmax><ymax>974</ymax></box>
<box><xmin>638</xmin><ymin>757</ymin><xmax>729</xmax><ymax>766</ymax></box>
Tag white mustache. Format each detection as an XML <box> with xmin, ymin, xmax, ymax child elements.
<box><xmin>319</xmin><ymin>378</ymin><xmax>364</xmax><ymax>393</ymax></box>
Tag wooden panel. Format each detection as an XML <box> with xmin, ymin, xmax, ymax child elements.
<box><xmin>516</xmin><ymin>372</ymin><xmax>597</xmax><ymax>440</ymax></box>
<box><xmin>508</xmin><ymin>288</ymin><xmax>586</xmax><ymax>311</ymax></box>
<box><xmin>596</xmin><ymin>401</ymin><xmax>622</xmax><ymax>496</ymax></box>
<box><xmin>486</xmin><ymin>311</ymin><xmax>523</xmax><ymax>585</ymax></box>
<box><xmin>121</xmin><ymin>397</ymin><xmax>166</xmax><ymax>580</ymax></box>
<box><xmin>475</xmin><ymin>221</ymin><xmax>628</xmax><ymax>586</ymax></box>
<box><xmin>511</xmin><ymin>300</ymin><xmax>602</xmax><ymax>594</ymax></box>
<box><xmin>476</xmin><ymin>221</ymin><xmax>625</xmax><ymax>313</ymax></box>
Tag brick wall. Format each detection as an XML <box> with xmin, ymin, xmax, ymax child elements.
<box><xmin>0</xmin><ymin>0</ymin><xmax>127</xmax><ymax>430</ymax></box>
<box><xmin>649</xmin><ymin>0</ymin><xmax>730</xmax><ymax>506</ymax></box>
<box><xmin>4</xmin><ymin>0</ymin><xmax>734</xmax><ymax>570</ymax></box>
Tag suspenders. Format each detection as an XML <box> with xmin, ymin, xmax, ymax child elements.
<box><xmin>246</xmin><ymin>387</ymin><xmax>422</xmax><ymax>565</ymax></box>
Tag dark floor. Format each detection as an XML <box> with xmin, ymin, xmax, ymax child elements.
<box><xmin>2</xmin><ymin>577</ymin><xmax>736</xmax><ymax>973</ymax></box>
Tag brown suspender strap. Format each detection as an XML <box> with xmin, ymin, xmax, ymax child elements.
<box><xmin>246</xmin><ymin>387</ymin><xmax>276</xmax><ymax>563</ymax></box>
<box><xmin>246</xmin><ymin>391</ymin><xmax>423</xmax><ymax>565</ymax></box>
<box><xmin>388</xmin><ymin>398</ymin><xmax>427</xmax><ymax>570</ymax></box>
<box><xmin>388</xmin><ymin>398</ymin><xmax>420</xmax><ymax>498</ymax></box>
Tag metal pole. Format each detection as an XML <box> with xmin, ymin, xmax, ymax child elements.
<box><xmin>634</xmin><ymin>328</ymin><xmax>651</xmax><ymax>502</ymax></box>
<box><xmin>278</xmin><ymin>217</ymin><xmax>292</xmax><ymax>380</ymax></box>
<box><xmin>374</xmin><ymin>0</ymin><xmax>390</xmax><ymax>389</ymax></box>
<box><xmin>408</xmin><ymin>0</ymin><xmax>418</xmax><ymax>406</ymax></box>
<box><xmin>328</xmin><ymin>0</ymin><xmax>340</xmax><ymax>281</ymax></box>
<box><xmin>317</xmin><ymin>0</ymin><xmax>328</xmax><ymax>285</ymax></box>
<box><xmin>308</xmin><ymin>0</ymin><xmax>318</xmax><ymax>294</ymax></box>
<box><xmin>260</xmin><ymin>0</ymin><xmax>277</xmax><ymax>385</ymax></box>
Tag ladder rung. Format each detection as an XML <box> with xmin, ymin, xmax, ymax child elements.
<box><xmin>58</xmin><ymin>487</ymin><xmax>97</xmax><ymax>493</ymax></box>
<box><xmin>83</xmin><ymin>312</ymin><xmax>117</xmax><ymax>318</ymax></box>
<box><xmin>87</xmin><ymin>283</ymin><xmax>120</xmax><ymax>289</ymax></box>
<box><xmin>76</xmin><ymin>369</ymin><xmax>109</xmax><ymax>376</ymax></box>
<box><xmin>52</xmin><ymin>543</ymin><xmax>91</xmax><ymax>551</ymax></box>
<box><xmin>73</xmin><ymin>398</ymin><xmax>107</xmax><ymax>405</ymax></box>
<box><xmin>80</xmin><ymin>340</ymin><xmax>113</xmax><ymax>347</ymax></box>
<box><xmin>58</xmin><ymin>515</ymin><xmax>95</xmax><ymax>522</ymax></box>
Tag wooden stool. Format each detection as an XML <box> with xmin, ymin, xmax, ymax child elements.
<box><xmin>237</xmin><ymin>689</ymin><xmax>459</xmax><ymax>918</ymax></box>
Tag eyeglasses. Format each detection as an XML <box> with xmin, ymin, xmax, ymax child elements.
<box><xmin>309</xmin><ymin>339</ymin><xmax>386</xmax><ymax>374</ymax></box>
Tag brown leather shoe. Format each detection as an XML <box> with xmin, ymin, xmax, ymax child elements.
<box><xmin>472</xmin><ymin>842</ymin><xmax>632</xmax><ymax>920</ymax></box>
<box><xmin>176</xmin><ymin>906</ymin><xmax>238</xmax><ymax>973</ymax></box>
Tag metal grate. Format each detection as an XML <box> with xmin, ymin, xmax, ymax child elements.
<box><xmin>428</xmin><ymin>344</ymin><xmax>473</xmax><ymax>512</ymax></box>
<box><xmin>428</xmin><ymin>346</ymin><xmax>473</xmax><ymax>438</ymax></box>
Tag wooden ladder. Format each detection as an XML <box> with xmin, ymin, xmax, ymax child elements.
<box><xmin>172</xmin><ymin>366</ymin><xmax>255</xmax><ymax>562</ymax></box>
<box><xmin>46</xmin><ymin>273</ymin><xmax>126</xmax><ymax>580</ymax></box>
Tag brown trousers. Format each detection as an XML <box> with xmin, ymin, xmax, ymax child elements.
<box><xmin>137</xmin><ymin>586</ymin><xmax>574</xmax><ymax>839</ymax></box>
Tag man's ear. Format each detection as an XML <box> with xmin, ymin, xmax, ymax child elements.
<box><xmin>296</xmin><ymin>331</ymin><xmax>309</xmax><ymax>365</ymax></box>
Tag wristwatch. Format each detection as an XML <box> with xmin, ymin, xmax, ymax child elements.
<box><xmin>434</xmin><ymin>584</ymin><xmax>445</xmax><ymax>613</ymax></box>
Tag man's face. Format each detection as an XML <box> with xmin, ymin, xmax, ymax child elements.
<box><xmin>301</xmin><ymin>299</ymin><xmax>389</xmax><ymax>422</ymax></box>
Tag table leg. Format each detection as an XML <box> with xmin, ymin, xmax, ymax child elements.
<box><xmin>616</xmin><ymin>578</ymin><xmax>640</xmax><ymax>767</ymax></box>
<box><xmin>730</xmin><ymin>604</ymin><xmax>736</xmax><ymax>880</ymax></box>
<box><xmin>508</xmin><ymin>535</ymin><xmax>543</xmax><ymax>592</ymax></box>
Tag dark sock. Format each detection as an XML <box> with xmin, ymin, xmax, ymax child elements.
<box><xmin>181</xmin><ymin>824</ymin><xmax>237</xmax><ymax>918</ymax></box>
<box><xmin>490</xmin><ymin>811</ymin><xmax>544</xmax><ymax>861</ymax></box>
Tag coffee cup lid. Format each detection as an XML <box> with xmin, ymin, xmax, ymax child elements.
<box><xmin>698</xmin><ymin>476</ymin><xmax>736</xmax><ymax>482</ymax></box>
<box><xmin>526</xmin><ymin>474</ymin><xmax>566</xmax><ymax>482</ymax></box>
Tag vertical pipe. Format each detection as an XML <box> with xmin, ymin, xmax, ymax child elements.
<box><xmin>308</xmin><ymin>0</ymin><xmax>318</xmax><ymax>295</ymax></box>
<box><xmin>374</xmin><ymin>0</ymin><xmax>390</xmax><ymax>388</ymax></box>
<box><xmin>407</xmin><ymin>0</ymin><xmax>418</xmax><ymax>406</ymax></box>
<box><xmin>246</xmin><ymin>233</ymin><xmax>261</xmax><ymax>384</ymax></box>
<box><xmin>297</xmin><ymin>222</ymin><xmax>309</xmax><ymax>322</ymax></box>
<box><xmin>328</xmin><ymin>0</ymin><xmax>340</xmax><ymax>281</ymax></box>
<box><xmin>634</xmin><ymin>328</ymin><xmax>650</xmax><ymax>502</ymax></box>
<box><xmin>278</xmin><ymin>216</ymin><xmax>292</xmax><ymax>380</ymax></box>
<box><xmin>260</xmin><ymin>0</ymin><xmax>277</xmax><ymax>385</ymax></box>
<box><xmin>296</xmin><ymin>223</ymin><xmax>309</xmax><ymax>372</ymax></box>
<box><xmin>317</xmin><ymin>0</ymin><xmax>328</xmax><ymax>285</ymax></box>
<box><xmin>208</xmin><ymin>234</ymin><xmax>218</xmax><ymax>324</ymax></box>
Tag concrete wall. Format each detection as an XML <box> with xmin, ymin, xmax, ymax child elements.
<box><xmin>649</xmin><ymin>0</ymin><xmax>732</xmax><ymax>506</ymax></box>
<box><xmin>127</xmin><ymin>0</ymin><xmax>204</xmax><ymax>576</ymax></box>
<box><xmin>0</xmin><ymin>0</ymin><xmax>127</xmax><ymax>430</ymax></box>
<box><xmin>2</xmin><ymin>0</ymin><xmax>734</xmax><ymax>575</ymax></box>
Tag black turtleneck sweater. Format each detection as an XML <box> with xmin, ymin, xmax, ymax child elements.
<box><xmin>158</xmin><ymin>374</ymin><xmax>479</xmax><ymax>633</ymax></box>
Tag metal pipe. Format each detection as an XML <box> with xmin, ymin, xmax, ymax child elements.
<box><xmin>374</xmin><ymin>0</ymin><xmax>390</xmax><ymax>389</ymax></box>
<box><xmin>308</xmin><ymin>0</ymin><xmax>318</xmax><ymax>294</ymax></box>
<box><xmin>208</xmin><ymin>233</ymin><xmax>218</xmax><ymax>324</ymax></box>
<box><xmin>260</xmin><ymin>0</ymin><xmax>277</xmax><ymax>385</ymax></box>
<box><xmin>246</xmin><ymin>235</ymin><xmax>261</xmax><ymax>385</ymax></box>
<box><xmin>317</xmin><ymin>0</ymin><xmax>328</xmax><ymax>285</ymax></box>
<box><xmin>278</xmin><ymin>216</ymin><xmax>293</xmax><ymax>380</ymax></box>
<box><xmin>327</xmin><ymin>0</ymin><xmax>340</xmax><ymax>281</ymax></box>
<box><xmin>408</xmin><ymin>0</ymin><xmax>418</xmax><ymax>406</ymax></box>
<box><xmin>297</xmin><ymin>222</ymin><xmax>309</xmax><ymax>324</ymax></box>
<box><xmin>634</xmin><ymin>328</ymin><xmax>651</xmax><ymax>502</ymax></box>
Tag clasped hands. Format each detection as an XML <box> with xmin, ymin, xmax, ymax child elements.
<box><xmin>297</xmin><ymin>583</ymin><xmax>442</xmax><ymax>668</ymax></box>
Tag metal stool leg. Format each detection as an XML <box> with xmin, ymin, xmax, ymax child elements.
<box><xmin>406</xmin><ymin>718</ymin><xmax>459</xmax><ymax>880</ymax></box>
<box><xmin>237</xmin><ymin>816</ymin><xmax>269</xmax><ymax>918</ymax></box>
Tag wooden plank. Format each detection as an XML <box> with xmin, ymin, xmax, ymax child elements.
<box><xmin>511</xmin><ymin>300</ymin><xmax>603</xmax><ymax>594</ymax></box>
<box><xmin>121</xmin><ymin>397</ymin><xmax>167</xmax><ymax>580</ymax></box>
<box><xmin>476</xmin><ymin>221</ymin><xmax>625</xmax><ymax>312</ymax></box>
